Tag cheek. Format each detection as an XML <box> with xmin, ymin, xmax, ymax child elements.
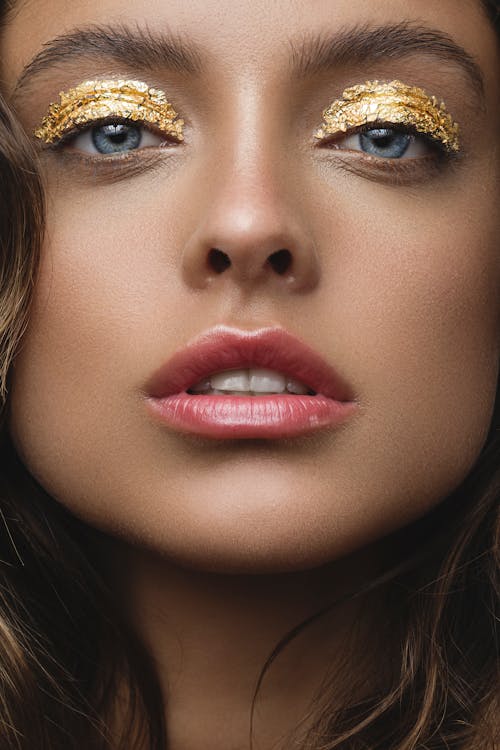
<box><xmin>8</xmin><ymin>180</ymin><xmax>190</xmax><ymax>410</ymax></box>
<box><xmin>313</xmin><ymin>176</ymin><xmax>499</xmax><ymax>515</ymax></box>
<box><xmin>7</xmin><ymin>188</ymin><xmax>180</xmax><ymax>490</ymax></box>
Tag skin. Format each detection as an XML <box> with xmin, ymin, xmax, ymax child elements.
<box><xmin>1</xmin><ymin>1</ymin><xmax>499</xmax><ymax>747</ymax></box>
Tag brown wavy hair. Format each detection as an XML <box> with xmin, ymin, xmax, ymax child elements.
<box><xmin>0</xmin><ymin>1</ymin><xmax>499</xmax><ymax>748</ymax></box>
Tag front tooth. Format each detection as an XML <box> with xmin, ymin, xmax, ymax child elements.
<box><xmin>286</xmin><ymin>377</ymin><xmax>309</xmax><ymax>395</ymax></box>
<box><xmin>210</xmin><ymin>369</ymin><xmax>250</xmax><ymax>392</ymax></box>
<box><xmin>249</xmin><ymin>368</ymin><xmax>286</xmax><ymax>393</ymax></box>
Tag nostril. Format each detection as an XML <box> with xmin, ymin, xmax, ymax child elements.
<box><xmin>267</xmin><ymin>249</ymin><xmax>292</xmax><ymax>275</ymax></box>
<box><xmin>208</xmin><ymin>248</ymin><xmax>231</xmax><ymax>274</ymax></box>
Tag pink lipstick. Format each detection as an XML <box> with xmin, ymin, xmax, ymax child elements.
<box><xmin>144</xmin><ymin>326</ymin><xmax>357</xmax><ymax>439</ymax></box>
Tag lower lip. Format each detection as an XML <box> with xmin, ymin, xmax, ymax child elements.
<box><xmin>146</xmin><ymin>392</ymin><xmax>357</xmax><ymax>439</ymax></box>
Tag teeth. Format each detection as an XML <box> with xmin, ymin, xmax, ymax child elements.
<box><xmin>211</xmin><ymin>369</ymin><xmax>250</xmax><ymax>391</ymax></box>
<box><xmin>286</xmin><ymin>377</ymin><xmax>309</xmax><ymax>395</ymax></box>
<box><xmin>249</xmin><ymin>368</ymin><xmax>286</xmax><ymax>393</ymax></box>
<box><xmin>189</xmin><ymin>368</ymin><xmax>312</xmax><ymax>395</ymax></box>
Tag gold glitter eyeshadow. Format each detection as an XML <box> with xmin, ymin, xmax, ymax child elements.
<box><xmin>315</xmin><ymin>80</ymin><xmax>460</xmax><ymax>153</ymax></box>
<box><xmin>34</xmin><ymin>79</ymin><xmax>184</xmax><ymax>144</ymax></box>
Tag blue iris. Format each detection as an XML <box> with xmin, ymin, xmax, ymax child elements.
<box><xmin>359</xmin><ymin>128</ymin><xmax>412</xmax><ymax>158</ymax></box>
<box><xmin>91</xmin><ymin>123</ymin><xmax>142</xmax><ymax>154</ymax></box>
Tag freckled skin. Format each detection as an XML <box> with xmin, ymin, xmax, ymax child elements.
<box><xmin>2</xmin><ymin>0</ymin><xmax>499</xmax><ymax>574</ymax></box>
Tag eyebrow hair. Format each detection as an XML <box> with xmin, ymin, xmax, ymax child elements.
<box><xmin>12</xmin><ymin>20</ymin><xmax>485</xmax><ymax>107</ymax></box>
<box><xmin>12</xmin><ymin>23</ymin><xmax>204</xmax><ymax>99</ymax></box>
<box><xmin>289</xmin><ymin>21</ymin><xmax>485</xmax><ymax>102</ymax></box>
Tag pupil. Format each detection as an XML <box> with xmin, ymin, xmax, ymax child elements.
<box><xmin>109</xmin><ymin>127</ymin><xmax>128</xmax><ymax>144</ymax></box>
<box><xmin>373</xmin><ymin>134</ymin><xmax>392</xmax><ymax>147</ymax></box>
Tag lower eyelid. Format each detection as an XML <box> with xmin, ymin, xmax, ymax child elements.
<box><xmin>314</xmin><ymin>128</ymin><xmax>459</xmax><ymax>185</ymax></box>
<box><xmin>40</xmin><ymin>139</ymin><xmax>180</xmax><ymax>185</ymax></box>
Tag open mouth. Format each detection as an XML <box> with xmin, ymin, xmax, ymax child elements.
<box><xmin>187</xmin><ymin>367</ymin><xmax>316</xmax><ymax>396</ymax></box>
<box><xmin>144</xmin><ymin>326</ymin><xmax>357</xmax><ymax>439</ymax></box>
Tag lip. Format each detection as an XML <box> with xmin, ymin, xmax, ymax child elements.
<box><xmin>144</xmin><ymin>326</ymin><xmax>357</xmax><ymax>439</ymax></box>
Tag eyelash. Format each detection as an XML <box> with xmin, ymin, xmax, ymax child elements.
<box><xmin>319</xmin><ymin>120</ymin><xmax>452</xmax><ymax>157</ymax></box>
<box><xmin>46</xmin><ymin>117</ymin><xmax>181</xmax><ymax>148</ymax></box>
<box><xmin>51</xmin><ymin>116</ymin><xmax>444</xmax><ymax>145</ymax></box>
<box><xmin>315</xmin><ymin>120</ymin><xmax>461</xmax><ymax>183</ymax></box>
<box><xmin>40</xmin><ymin>114</ymin><xmax>461</xmax><ymax>187</ymax></box>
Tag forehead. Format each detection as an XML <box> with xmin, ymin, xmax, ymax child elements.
<box><xmin>1</xmin><ymin>0</ymin><xmax>498</xmax><ymax>88</ymax></box>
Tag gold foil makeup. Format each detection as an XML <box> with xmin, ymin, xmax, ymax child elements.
<box><xmin>315</xmin><ymin>80</ymin><xmax>460</xmax><ymax>153</ymax></box>
<box><xmin>34</xmin><ymin>79</ymin><xmax>184</xmax><ymax>144</ymax></box>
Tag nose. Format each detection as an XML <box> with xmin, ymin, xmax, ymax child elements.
<box><xmin>180</xmin><ymin>155</ymin><xmax>321</xmax><ymax>294</ymax></box>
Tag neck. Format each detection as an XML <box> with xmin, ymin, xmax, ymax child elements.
<box><xmin>106</xmin><ymin>540</ymin><xmax>395</xmax><ymax>750</ymax></box>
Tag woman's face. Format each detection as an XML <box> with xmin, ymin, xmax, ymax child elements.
<box><xmin>2</xmin><ymin>0</ymin><xmax>499</xmax><ymax>573</ymax></box>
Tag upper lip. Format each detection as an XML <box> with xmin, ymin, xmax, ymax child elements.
<box><xmin>145</xmin><ymin>326</ymin><xmax>354</xmax><ymax>401</ymax></box>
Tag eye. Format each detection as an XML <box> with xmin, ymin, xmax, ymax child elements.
<box><xmin>65</xmin><ymin>120</ymin><xmax>166</xmax><ymax>155</ymax></box>
<box><xmin>314</xmin><ymin>81</ymin><xmax>460</xmax><ymax>163</ymax></box>
<box><xmin>337</xmin><ymin>126</ymin><xmax>431</xmax><ymax>159</ymax></box>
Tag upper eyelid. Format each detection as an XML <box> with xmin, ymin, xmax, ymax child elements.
<box><xmin>314</xmin><ymin>80</ymin><xmax>460</xmax><ymax>154</ymax></box>
<box><xmin>52</xmin><ymin>117</ymin><xmax>177</xmax><ymax>146</ymax></box>
<box><xmin>34</xmin><ymin>79</ymin><xmax>185</xmax><ymax>144</ymax></box>
<box><xmin>34</xmin><ymin>76</ymin><xmax>461</xmax><ymax>158</ymax></box>
<box><xmin>318</xmin><ymin>121</ymin><xmax>443</xmax><ymax>148</ymax></box>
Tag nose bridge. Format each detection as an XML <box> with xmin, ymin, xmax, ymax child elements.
<box><xmin>203</xmin><ymin>86</ymin><xmax>294</xmax><ymax>247</ymax></box>
<box><xmin>208</xmin><ymin>145</ymin><xmax>290</xmax><ymax>250</ymax></box>
<box><xmin>180</xmin><ymin>86</ymin><xmax>321</xmax><ymax>293</ymax></box>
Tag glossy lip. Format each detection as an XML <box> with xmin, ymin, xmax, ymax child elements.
<box><xmin>144</xmin><ymin>326</ymin><xmax>358</xmax><ymax>439</ymax></box>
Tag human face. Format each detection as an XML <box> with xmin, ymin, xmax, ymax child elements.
<box><xmin>2</xmin><ymin>0</ymin><xmax>499</xmax><ymax>573</ymax></box>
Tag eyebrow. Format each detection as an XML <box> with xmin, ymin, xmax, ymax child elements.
<box><xmin>290</xmin><ymin>21</ymin><xmax>485</xmax><ymax>103</ymax></box>
<box><xmin>12</xmin><ymin>23</ymin><xmax>204</xmax><ymax>99</ymax></box>
<box><xmin>12</xmin><ymin>20</ymin><xmax>485</xmax><ymax>106</ymax></box>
